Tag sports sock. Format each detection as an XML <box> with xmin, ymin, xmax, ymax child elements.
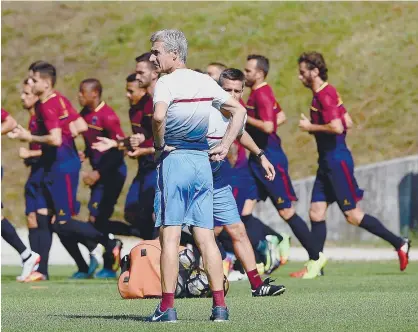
<box><xmin>286</xmin><ymin>213</ymin><xmax>319</xmax><ymax>260</ymax></box>
<box><xmin>36</xmin><ymin>213</ymin><xmax>53</xmax><ymax>276</ymax></box>
<box><xmin>21</xmin><ymin>248</ymin><xmax>32</xmax><ymax>262</ymax></box>
<box><xmin>311</xmin><ymin>220</ymin><xmax>326</xmax><ymax>252</ymax></box>
<box><xmin>246</xmin><ymin>268</ymin><xmax>263</xmax><ymax>290</ymax></box>
<box><xmin>212</xmin><ymin>290</ymin><xmax>226</xmax><ymax>308</ymax></box>
<box><xmin>59</xmin><ymin>235</ymin><xmax>88</xmax><ymax>273</ymax></box>
<box><xmin>359</xmin><ymin>214</ymin><xmax>404</xmax><ymax>249</ymax></box>
<box><xmin>1</xmin><ymin>218</ymin><xmax>27</xmax><ymax>254</ymax></box>
<box><xmin>28</xmin><ymin>227</ymin><xmax>40</xmax><ymax>253</ymax></box>
<box><xmin>160</xmin><ymin>292</ymin><xmax>174</xmax><ymax>312</ymax></box>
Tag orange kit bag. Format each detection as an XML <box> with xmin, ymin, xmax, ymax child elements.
<box><xmin>118</xmin><ymin>239</ymin><xmax>186</xmax><ymax>299</ymax></box>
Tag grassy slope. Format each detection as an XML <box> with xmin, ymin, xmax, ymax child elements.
<box><xmin>1</xmin><ymin>2</ymin><xmax>417</xmax><ymax>225</ymax></box>
<box><xmin>2</xmin><ymin>262</ymin><xmax>418</xmax><ymax>331</ymax></box>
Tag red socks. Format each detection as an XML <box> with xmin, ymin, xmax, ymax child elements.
<box><xmin>212</xmin><ymin>290</ymin><xmax>226</xmax><ymax>308</ymax></box>
<box><xmin>247</xmin><ymin>269</ymin><xmax>263</xmax><ymax>290</ymax></box>
<box><xmin>160</xmin><ymin>292</ymin><xmax>174</xmax><ymax>312</ymax></box>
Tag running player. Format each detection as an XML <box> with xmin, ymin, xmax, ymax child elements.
<box><xmin>2</xmin><ymin>108</ymin><xmax>40</xmax><ymax>281</ymax></box>
<box><xmin>244</xmin><ymin>54</ymin><xmax>326</xmax><ymax>279</ymax></box>
<box><xmin>78</xmin><ymin>78</ymin><xmax>126</xmax><ymax>278</ymax></box>
<box><xmin>208</xmin><ymin>68</ymin><xmax>286</xmax><ymax>296</ymax></box>
<box><xmin>19</xmin><ymin>79</ymin><xmax>52</xmax><ymax>281</ymax></box>
<box><xmin>297</xmin><ymin>51</ymin><xmax>410</xmax><ymax>274</ymax></box>
<box><xmin>10</xmin><ymin>61</ymin><xmax>121</xmax><ymax>278</ymax></box>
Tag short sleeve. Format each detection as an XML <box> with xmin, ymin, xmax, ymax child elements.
<box><xmin>1</xmin><ymin>109</ymin><xmax>9</xmax><ymax>122</ymax></box>
<box><xmin>317</xmin><ymin>92</ymin><xmax>340</xmax><ymax>123</ymax></box>
<box><xmin>255</xmin><ymin>90</ymin><xmax>276</xmax><ymax>123</ymax></box>
<box><xmin>153</xmin><ymin>79</ymin><xmax>172</xmax><ymax>106</ymax></box>
<box><xmin>207</xmin><ymin>78</ymin><xmax>231</xmax><ymax>110</ymax></box>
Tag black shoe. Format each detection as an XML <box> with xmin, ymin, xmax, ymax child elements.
<box><xmin>210</xmin><ymin>306</ymin><xmax>229</xmax><ymax>322</ymax></box>
<box><xmin>252</xmin><ymin>277</ymin><xmax>286</xmax><ymax>297</ymax></box>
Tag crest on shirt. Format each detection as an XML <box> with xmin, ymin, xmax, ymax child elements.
<box><xmin>92</xmin><ymin>116</ymin><xmax>98</xmax><ymax>125</ymax></box>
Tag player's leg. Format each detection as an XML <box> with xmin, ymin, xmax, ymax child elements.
<box><xmin>250</xmin><ymin>153</ymin><xmax>325</xmax><ymax>279</ymax></box>
<box><xmin>94</xmin><ymin>165</ymin><xmax>127</xmax><ymax>277</ymax></box>
<box><xmin>309</xmin><ymin>169</ymin><xmax>332</xmax><ymax>255</ymax></box>
<box><xmin>136</xmin><ymin>168</ymin><xmax>158</xmax><ymax>240</ymax></box>
<box><xmin>213</xmin><ymin>183</ymin><xmax>285</xmax><ymax>296</ymax></box>
<box><xmin>2</xmin><ymin>216</ymin><xmax>40</xmax><ymax>281</ymax></box>
<box><xmin>124</xmin><ymin>172</ymin><xmax>141</xmax><ymax>226</ymax></box>
<box><xmin>309</xmin><ymin>202</ymin><xmax>328</xmax><ymax>253</ymax></box>
<box><xmin>331</xmin><ymin>159</ymin><xmax>410</xmax><ymax>270</ymax></box>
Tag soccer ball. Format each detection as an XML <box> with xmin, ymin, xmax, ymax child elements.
<box><xmin>185</xmin><ymin>268</ymin><xmax>230</xmax><ymax>298</ymax></box>
<box><xmin>179</xmin><ymin>248</ymin><xmax>196</xmax><ymax>270</ymax></box>
<box><xmin>186</xmin><ymin>268</ymin><xmax>210</xmax><ymax>298</ymax></box>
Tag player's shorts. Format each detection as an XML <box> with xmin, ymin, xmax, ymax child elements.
<box><xmin>88</xmin><ymin>163</ymin><xmax>127</xmax><ymax>220</ymax></box>
<box><xmin>25</xmin><ymin>165</ymin><xmax>48</xmax><ymax>215</ymax></box>
<box><xmin>154</xmin><ymin>150</ymin><xmax>213</xmax><ymax>229</ymax></box>
<box><xmin>248</xmin><ymin>147</ymin><xmax>297</xmax><ymax>210</ymax></box>
<box><xmin>43</xmin><ymin>167</ymin><xmax>80</xmax><ymax>222</ymax></box>
<box><xmin>211</xmin><ymin>161</ymin><xmax>241</xmax><ymax>227</ymax></box>
<box><xmin>311</xmin><ymin>155</ymin><xmax>364</xmax><ymax>212</ymax></box>
<box><xmin>228</xmin><ymin>166</ymin><xmax>260</xmax><ymax>215</ymax></box>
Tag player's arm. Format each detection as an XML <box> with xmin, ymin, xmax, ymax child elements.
<box><xmin>276</xmin><ymin>111</ymin><xmax>286</xmax><ymax>127</ymax></box>
<box><xmin>19</xmin><ymin>147</ymin><xmax>42</xmax><ymax>159</ymax></box>
<box><xmin>237</xmin><ymin>131</ymin><xmax>275</xmax><ymax>180</ymax></box>
<box><xmin>246</xmin><ymin>92</ymin><xmax>277</xmax><ymax>134</ymax></box>
<box><xmin>69</xmin><ymin>117</ymin><xmax>88</xmax><ymax>137</ymax></box>
<box><xmin>1</xmin><ymin>114</ymin><xmax>17</xmax><ymax>135</ymax></box>
<box><xmin>344</xmin><ymin>112</ymin><xmax>353</xmax><ymax>130</ymax></box>
<box><xmin>9</xmin><ymin>124</ymin><xmax>62</xmax><ymax>146</ymax></box>
<box><xmin>299</xmin><ymin>93</ymin><xmax>344</xmax><ymax>134</ymax></box>
<box><xmin>214</xmin><ymin>97</ymin><xmax>247</xmax><ymax>154</ymax></box>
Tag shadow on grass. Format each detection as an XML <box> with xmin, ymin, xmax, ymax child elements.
<box><xmin>51</xmin><ymin>314</ymin><xmax>149</xmax><ymax>322</ymax></box>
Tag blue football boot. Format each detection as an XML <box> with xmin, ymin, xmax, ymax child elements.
<box><xmin>95</xmin><ymin>268</ymin><xmax>117</xmax><ymax>279</ymax></box>
<box><xmin>147</xmin><ymin>304</ymin><xmax>177</xmax><ymax>323</ymax></box>
<box><xmin>210</xmin><ymin>306</ymin><xmax>229</xmax><ymax>322</ymax></box>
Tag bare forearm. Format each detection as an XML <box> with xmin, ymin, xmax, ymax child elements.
<box><xmin>28</xmin><ymin>150</ymin><xmax>42</xmax><ymax>158</ymax></box>
<box><xmin>31</xmin><ymin>134</ymin><xmax>60</xmax><ymax>146</ymax></box>
<box><xmin>246</xmin><ymin>116</ymin><xmax>274</xmax><ymax>134</ymax></box>
<box><xmin>1</xmin><ymin>118</ymin><xmax>17</xmax><ymax>135</ymax></box>
<box><xmin>221</xmin><ymin>112</ymin><xmax>246</xmax><ymax>149</ymax></box>
<box><xmin>308</xmin><ymin>123</ymin><xmax>341</xmax><ymax>134</ymax></box>
<box><xmin>152</xmin><ymin>118</ymin><xmax>166</xmax><ymax>148</ymax></box>
<box><xmin>238</xmin><ymin>131</ymin><xmax>262</xmax><ymax>155</ymax></box>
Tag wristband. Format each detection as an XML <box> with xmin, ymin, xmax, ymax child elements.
<box><xmin>256</xmin><ymin>150</ymin><xmax>265</xmax><ymax>160</ymax></box>
<box><xmin>153</xmin><ymin>142</ymin><xmax>166</xmax><ymax>151</ymax></box>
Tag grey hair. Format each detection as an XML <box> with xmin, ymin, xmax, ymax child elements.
<box><xmin>150</xmin><ymin>29</ymin><xmax>188</xmax><ymax>64</ymax></box>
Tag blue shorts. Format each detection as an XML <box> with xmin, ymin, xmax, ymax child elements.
<box><xmin>43</xmin><ymin>167</ymin><xmax>80</xmax><ymax>222</ymax></box>
<box><xmin>88</xmin><ymin>163</ymin><xmax>127</xmax><ymax>220</ymax></box>
<box><xmin>228</xmin><ymin>166</ymin><xmax>259</xmax><ymax>215</ymax></box>
<box><xmin>248</xmin><ymin>148</ymin><xmax>297</xmax><ymax>210</ymax></box>
<box><xmin>211</xmin><ymin>161</ymin><xmax>241</xmax><ymax>226</ymax></box>
<box><xmin>154</xmin><ymin>150</ymin><xmax>213</xmax><ymax>229</ymax></box>
<box><xmin>312</xmin><ymin>156</ymin><xmax>364</xmax><ymax>212</ymax></box>
<box><xmin>25</xmin><ymin>165</ymin><xmax>48</xmax><ymax>215</ymax></box>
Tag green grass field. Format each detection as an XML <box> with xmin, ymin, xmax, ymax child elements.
<box><xmin>2</xmin><ymin>262</ymin><xmax>418</xmax><ymax>332</ymax></box>
<box><xmin>1</xmin><ymin>2</ymin><xmax>417</xmax><ymax>227</ymax></box>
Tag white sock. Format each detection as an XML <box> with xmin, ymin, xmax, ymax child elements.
<box><xmin>21</xmin><ymin>248</ymin><xmax>31</xmax><ymax>262</ymax></box>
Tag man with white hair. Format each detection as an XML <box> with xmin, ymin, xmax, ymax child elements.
<box><xmin>149</xmin><ymin>29</ymin><xmax>246</xmax><ymax>322</ymax></box>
